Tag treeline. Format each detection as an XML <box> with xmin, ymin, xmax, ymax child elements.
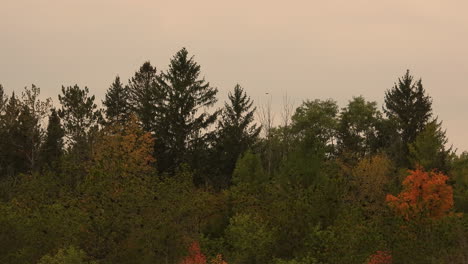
<box><xmin>1</xmin><ymin>48</ymin><xmax>468</xmax><ymax>264</ymax></box>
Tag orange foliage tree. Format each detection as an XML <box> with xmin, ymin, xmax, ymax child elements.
<box><xmin>180</xmin><ymin>242</ymin><xmax>207</xmax><ymax>264</ymax></box>
<box><xmin>386</xmin><ymin>168</ymin><xmax>453</xmax><ymax>220</ymax></box>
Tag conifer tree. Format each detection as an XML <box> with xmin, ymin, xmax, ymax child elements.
<box><xmin>155</xmin><ymin>48</ymin><xmax>219</xmax><ymax>173</ymax></box>
<box><xmin>214</xmin><ymin>84</ymin><xmax>261</xmax><ymax>187</ymax></box>
<box><xmin>40</xmin><ymin>108</ymin><xmax>64</xmax><ymax>169</ymax></box>
<box><xmin>58</xmin><ymin>85</ymin><xmax>102</xmax><ymax>150</ymax></box>
<box><xmin>0</xmin><ymin>84</ymin><xmax>6</xmax><ymax>113</ymax></box>
<box><xmin>19</xmin><ymin>85</ymin><xmax>52</xmax><ymax>171</ymax></box>
<box><xmin>103</xmin><ymin>76</ymin><xmax>131</xmax><ymax>124</ymax></box>
<box><xmin>408</xmin><ymin>119</ymin><xmax>452</xmax><ymax>172</ymax></box>
<box><xmin>384</xmin><ymin>70</ymin><xmax>432</xmax><ymax>154</ymax></box>
<box><xmin>127</xmin><ymin>62</ymin><xmax>158</xmax><ymax>132</ymax></box>
<box><xmin>0</xmin><ymin>86</ymin><xmax>51</xmax><ymax>175</ymax></box>
<box><xmin>0</xmin><ymin>93</ymin><xmax>23</xmax><ymax>178</ymax></box>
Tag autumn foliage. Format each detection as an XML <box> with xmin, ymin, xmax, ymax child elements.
<box><xmin>367</xmin><ymin>251</ymin><xmax>392</xmax><ymax>264</ymax></box>
<box><xmin>180</xmin><ymin>242</ymin><xmax>207</xmax><ymax>264</ymax></box>
<box><xmin>386</xmin><ymin>168</ymin><xmax>453</xmax><ymax>220</ymax></box>
<box><xmin>180</xmin><ymin>242</ymin><xmax>227</xmax><ymax>264</ymax></box>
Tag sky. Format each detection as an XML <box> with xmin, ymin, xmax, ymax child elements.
<box><xmin>1</xmin><ymin>0</ymin><xmax>468</xmax><ymax>151</ymax></box>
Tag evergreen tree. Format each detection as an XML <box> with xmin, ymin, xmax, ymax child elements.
<box><xmin>0</xmin><ymin>84</ymin><xmax>6</xmax><ymax>113</ymax></box>
<box><xmin>40</xmin><ymin>108</ymin><xmax>64</xmax><ymax>169</ymax></box>
<box><xmin>58</xmin><ymin>85</ymin><xmax>102</xmax><ymax>150</ymax></box>
<box><xmin>103</xmin><ymin>76</ymin><xmax>131</xmax><ymax>124</ymax></box>
<box><xmin>16</xmin><ymin>104</ymin><xmax>42</xmax><ymax>172</ymax></box>
<box><xmin>155</xmin><ymin>48</ymin><xmax>219</xmax><ymax>174</ymax></box>
<box><xmin>0</xmin><ymin>86</ymin><xmax>51</xmax><ymax>176</ymax></box>
<box><xmin>19</xmin><ymin>85</ymin><xmax>52</xmax><ymax>171</ymax></box>
<box><xmin>0</xmin><ymin>93</ymin><xmax>23</xmax><ymax>178</ymax></box>
<box><xmin>408</xmin><ymin>119</ymin><xmax>452</xmax><ymax>172</ymax></box>
<box><xmin>384</xmin><ymin>70</ymin><xmax>432</xmax><ymax>156</ymax></box>
<box><xmin>0</xmin><ymin>85</ymin><xmax>8</xmax><ymax>178</ymax></box>
<box><xmin>127</xmin><ymin>62</ymin><xmax>158</xmax><ymax>132</ymax></box>
<box><xmin>214</xmin><ymin>84</ymin><xmax>261</xmax><ymax>187</ymax></box>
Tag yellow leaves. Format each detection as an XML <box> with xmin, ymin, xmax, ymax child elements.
<box><xmin>344</xmin><ymin>154</ymin><xmax>393</xmax><ymax>215</ymax></box>
<box><xmin>90</xmin><ymin>114</ymin><xmax>155</xmax><ymax>177</ymax></box>
<box><xmin>210</xmin><ymin>254</ymin><xmax>228</xmax><ymax>264</ymax></box>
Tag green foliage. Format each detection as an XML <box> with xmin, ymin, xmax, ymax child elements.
<box><xmin>2</xmin><ymin>54</ymin><xmax>468</xmax><ymax>264</ymax></box>
<box><xmin>155</xmin><ymin>48</ymin><xmax>219</xmax><ymax>175</ymax></box>
<box><xmin>337</xmin><ymin>96</ymin><xmax>382</xmax><ymax>161</ymax></box>
<box><xmin>40</xmin><ymin>108</ymin><xmax>65</xmax><ymax>169</ymax></box>
<box><xmin>451</xmin><ymin>152</ymin><xmax>468</xmax><ymax>212</ymax></box>
<box><xmin>38</xmin><ymin>246</ymin><xmax>96</xmax><ymax>264</ymax></box>
<box><xmin>0</xmin><ymin>85</ymin><xmax>51</xmax><ymax>178</ymax></box>
<box><xmin>232</xmin><ymin>151</ymin><xmax>267</xmax><ymax>185</ymax></box>
<box><xmin>274</xmin><ymin>256</ymin><xmax>320</xmax><ymax>264</ymax></box>
<box><xmin>225</xmin><ymin>213</ymin><xmax>276</xmax><ymax>264</ymax></box>
<box><xmin>213</xmin><ymin>84</ymin><xmax>261</xmax><ymax>188</ymax></box>
<box><xmin>291</xmin><ymin>99</ymin><xmax>338</xmax><ymax>155</ymax></box>
<box><xmin>127</xmin><ymin>61</ymin><xmax>158</xmax><ymax>132</ymax></box>
<box><xmin>103</xmin><ymin>76</ymin><xmax>131</xmax><ymax>124</ymax></box>
<box><xmin>384</xmin><ymin>70</ymin><xmax>432</xmax><ymax>163</ymax></box>
<box><xmin>58</xmin><ymin>84</ymin><xmax>102</xmax><ymax>149</ymax></box>
<box><xmin>408</xmin><ymin>119</ymin><xmax>452</xmax><ymax>172</ymax></box>
<box><xmin>0</xmin><ymin>84</ymin><xmax>6</xmax><ymax>112</ymax></box>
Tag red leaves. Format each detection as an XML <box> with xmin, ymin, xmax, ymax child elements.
<box><xmin>180</xmin><ymin>242</ymin><xmax>228</xmax><ymax>264</ymax></box>
<box><xmin>386</xmin><ymin>168</ymin><xmax>453</xmax><ymax>220</ymax></box>
<box><xmin>180</xmin><ymin>242</ymin><xmax>207</xmax><ymax>264</ymax></box>
<box><xmin>367</xmin><ymin>251</ymin><xmax>392</xmax><ymax>264</ymax></box>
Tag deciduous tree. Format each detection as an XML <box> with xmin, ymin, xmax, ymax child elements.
<box><xmin>386</xmin><ymin>168</ymin><xmax>453</xmax><ymax>220</ymax></box>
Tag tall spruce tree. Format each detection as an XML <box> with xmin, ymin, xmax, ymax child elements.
<box><xmin>384</xmin><ymin>70</ymin><xmax>432</xmax><ymax>154</ymax></box>
<box><xmin>103</xmin><ymin>76</ymin><xmax>131</xmax><ymax>124</ymax></box>
<box><xmin>58</xmin><ymin>85</ymin><xmax>102</xmax><ymax>150</ymax></box>
<box><xmin>127</xmin><ymin>62</ymin><xmax>158</xmax><ymax>132</ymax></box>
<box><xmin>40</xmin><ymin>108</ymin><xmax>65</xmax><ymax>169</ymax></box>
<box><xmin>155</xmin><ymin>48</ymin><xmax>219</xmax><ymax>174</ymax></box>
<box><xmin>214</xmin><ymin>84</ymin><xmax>261</xmax><ymax>187</ymax></box>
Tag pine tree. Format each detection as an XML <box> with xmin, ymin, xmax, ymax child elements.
<box><xmin>103</xmin><ymin>76</ymin><xmax>131</xmax><ymax>124</ymax></box>
<box><xmin>384</xmin><ymin>70</ymin><xmax>432</xmax><ymax>153</ymax></box>
<box><xmin>214</xmin><ymin>84</ymin><xmax>261</xmax><ymax>187</ymax></box>
<box><xmin>155</xmin><ymin>48</ymin><xmax>219</xmax><ymax>174</ymax></box>
<box><xmin>0</xmin><ymin>84</ymin><xmax>7</xmax><ymax>113</ymax></box>
<box><xmin>40</xmin><ymin>108</ymin><xmax>64</xmax><ymax>169</ymax></box>
<box><xmin>19</xmin><ymin>85</ymin><xmax>52</xmax><ymax>171</ymax></box>
<box><xmin>58</xmin><ymin>85</ymin><xmax>102</xmax><ymax>149</ymax></box>
<box><xmin>0</xmin><ymin>86</ymin><xmax>51</xmax><ymax>176</ymax></box>
<box><xmin>0</xmin><ymin>93</ymin><xmax>23</xmax><ymax>178</ymax></box>
<box><xmin>127</xmin><ymin>62</ymin><xmax>158</xmax><ymax>132</ymax></box>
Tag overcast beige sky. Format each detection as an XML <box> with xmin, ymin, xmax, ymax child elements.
<box><xmin>1</xmin><ymin>0</ymin><xmax>468</xmax><ymax>151</ymax></box>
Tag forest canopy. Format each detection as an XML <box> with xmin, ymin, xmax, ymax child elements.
<box><xmin>1</xmin><ymin>49</ymin><xmax>468</xmax><ymax>264</ymax></box>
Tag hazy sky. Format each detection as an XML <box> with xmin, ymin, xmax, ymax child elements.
<box><xmin>1</xmin><ymin>0</ymin><xmax>468</xmax><ymax>151</ymax></box>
